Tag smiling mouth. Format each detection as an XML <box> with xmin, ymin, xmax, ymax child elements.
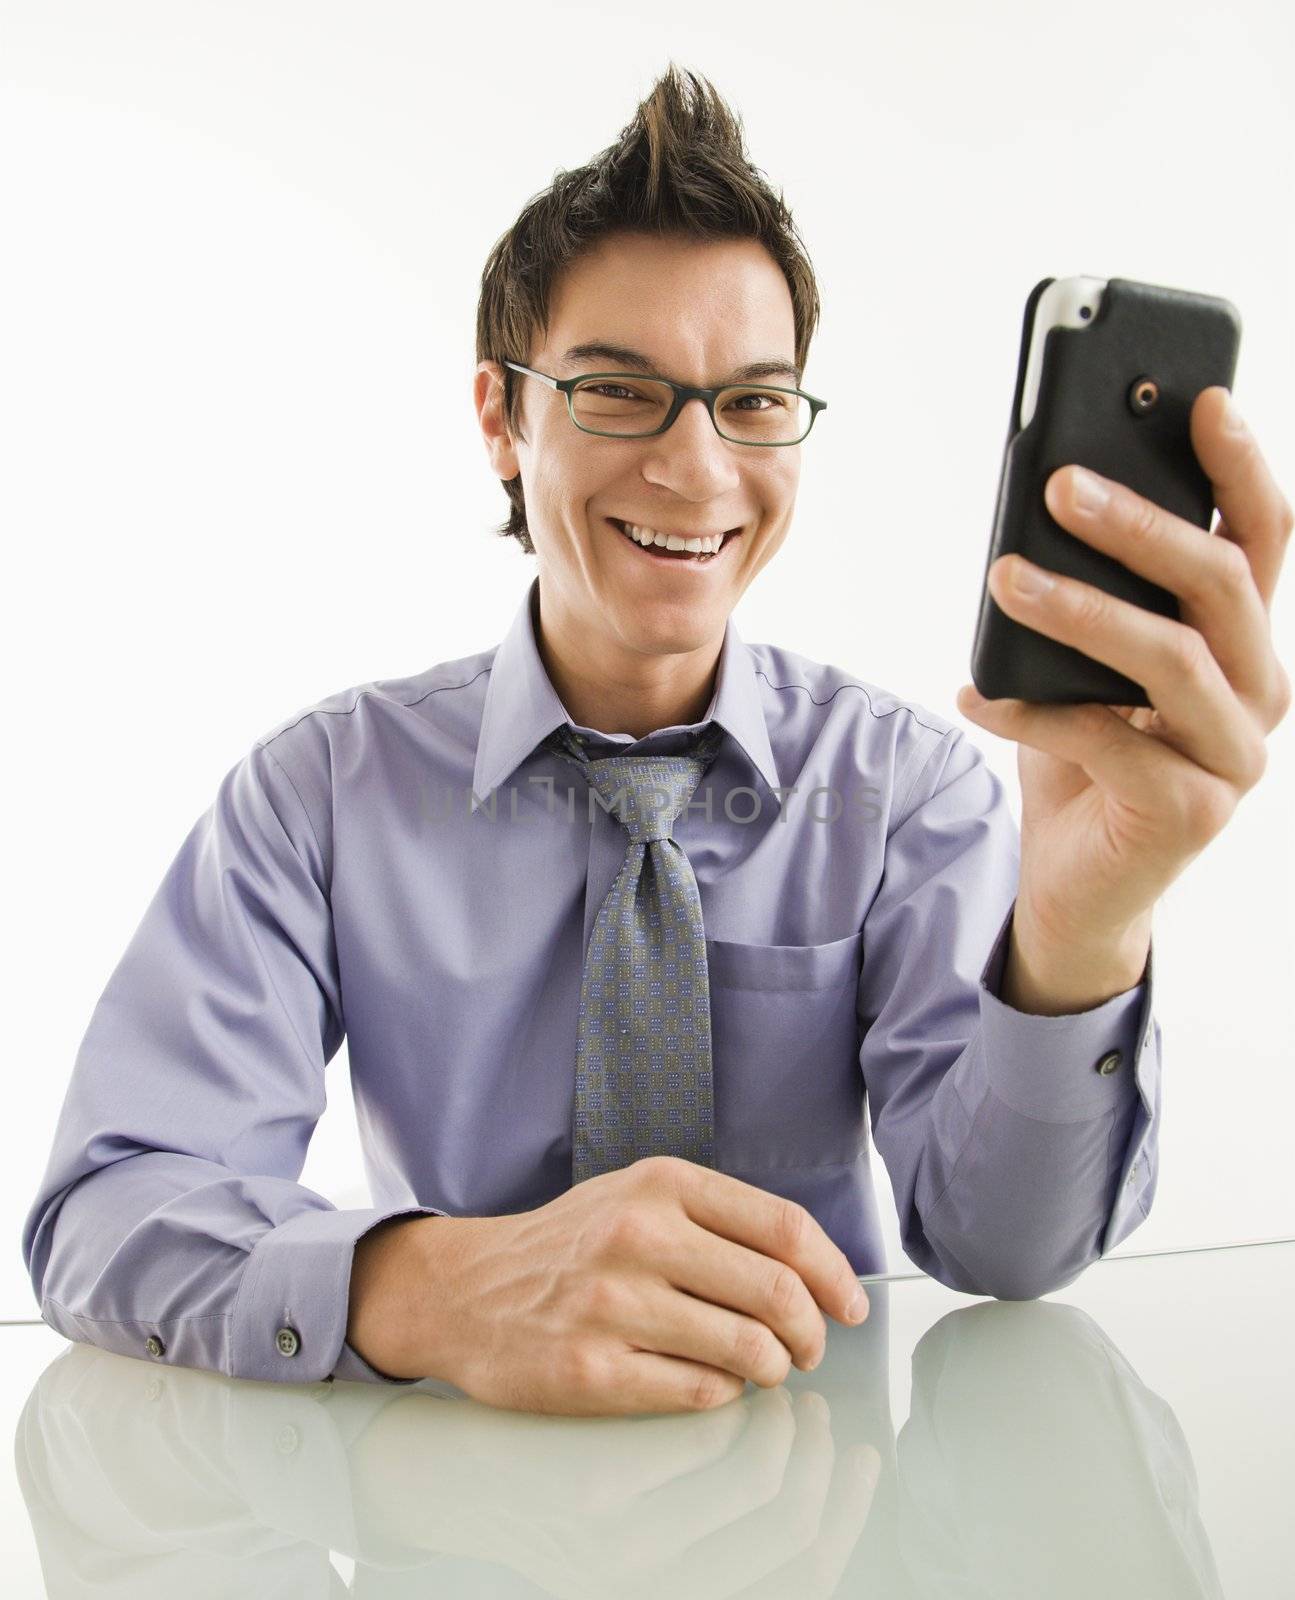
<box><xmin>607</xmin><ymin>518</ymin><xmax>742</xmax><ymax>565</ymax></box>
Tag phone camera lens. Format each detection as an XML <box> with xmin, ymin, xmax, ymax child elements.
<box><xmin>1127</xmin><ymin>376</ymin><xmax>1160</xmax><ymax>415</ymax></box>
<box><xmin>1079</xmin><ymin>306</ymin><xmax>1092</xmax><ymax>320</ymax></box>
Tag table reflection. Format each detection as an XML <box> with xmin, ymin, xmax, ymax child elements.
<box><xmin>14</xmin><ymin>1280</ymin><xmax>1223</xmax><ymax>1597</ymax></box>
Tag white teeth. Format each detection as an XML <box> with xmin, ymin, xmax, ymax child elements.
<box><xmin>623</xmin><ymin>522</ymin><xmax>724</xmax><ymax>554</ymax></box>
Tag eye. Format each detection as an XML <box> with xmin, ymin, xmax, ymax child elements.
<box><xmin>725</xmin><ymin>390</ymin><xmax>787</xmax><ymax>411</ymax></box>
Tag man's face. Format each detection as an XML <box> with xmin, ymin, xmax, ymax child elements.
<box><xmin>477</xmin><ymin>230</ymin><xmax>802</xmax><ymax>658</ymax></box>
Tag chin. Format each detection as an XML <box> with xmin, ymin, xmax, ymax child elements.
<box><xmin>613</xmin><ymin>594</ymin><xmax>727</xmax><ymax>646</ymax></box>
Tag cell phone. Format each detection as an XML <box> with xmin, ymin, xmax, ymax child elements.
<box><xmin>969</xmin><ymin>274</ymin><xmax>1242</xmax><ymax>706</ymax></box>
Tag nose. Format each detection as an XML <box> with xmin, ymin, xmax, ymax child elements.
<box><xmin>641</xmin><ymin>395</ymin><xmax>741</xmax><ymax>497</ymax></box>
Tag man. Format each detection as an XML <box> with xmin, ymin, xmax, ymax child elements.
<box><xmin>22</xmin><ymin>66</ymin><xmax>1291</xmax><ymax>1417</ymax></box>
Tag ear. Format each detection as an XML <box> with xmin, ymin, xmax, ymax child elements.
<box><xmin>474</xmin><ymin>362</ymin><xmax>522</xmax><ymax>480</ymax></box>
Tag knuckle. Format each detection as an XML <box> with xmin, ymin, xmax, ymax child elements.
<box><xmin>1070</xmin><ymin>584</ymin><xmax>1109</xmax><ymax>633</ymax></box>
<box><xmin>562</xmin><ymin>1340</ymin><xmax>605</xmax><ymax>1397</ymax></box>
<box><xmin>726</xmin><ymin>1318</ymin><xmax>768</xmax><ymax>1382</ymax></box>
<box><xmin>767</xmin><ymin>1261</ymin><xmax>805</xmax><ymax>1320</ymax></box>
<box><xmin>771</xmin><ymin>1199</ymin><xmax>811</xmax><ymax>1258</ymax></box>
<box><xmin>1213</xmin><ymin>537</ymin><xmax>1253</xmax><ymax>596</ymax></box>
<box><xmin>692</xmin><ymin>1367</ymin><xmax>737</xmax><ymax>1410</ymax></box>
<box><xmin>577</xmin><ymin>1272</ymin><xmax>622</xmax><ymax>1323</ymax></box>
<box><xmin>1277</xmin><ymin>496</ymin><xmax>1295</xmax><ymax>543</ymax></box>
<box><xmin>602</xmin><ymin>1205</ymin><xmax>654</xmax><ymax>1258</ymax></box>
<box><xmin>1170</xmin><ymin>624</ymin><xmax>1211</xmax><ymax>679</ymax></box>
<box><xmin>1127</xmin><ymin>494</ymin><xmax>1162</xmax><ymax>548</ymax></box>
<box><xmin>634</xmin><ymin>1154</ymin><xmax>682</xmax><ymax>1186</ymax></box>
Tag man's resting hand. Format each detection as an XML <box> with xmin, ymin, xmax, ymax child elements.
<box><xmin>345</xmin><ymin>1156</ymin><xmax>869</xmax><ymax>1415</ymax></box>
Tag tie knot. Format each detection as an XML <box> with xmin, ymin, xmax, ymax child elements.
<box><xmin>542</xmin><ymin>723</ymin><xmax>723</xmax><ymax>844</ymax></box>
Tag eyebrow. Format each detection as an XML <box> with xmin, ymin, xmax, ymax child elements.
<box><xmin>560</xmin><ymin>341</ymin><xmax>802</xmax><ymax>387</ymax></box>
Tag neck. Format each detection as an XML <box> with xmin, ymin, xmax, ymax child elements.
<box><xmin>533</xmin><ymin>584</ymin><xmax>723</xmax><ymax>740</ymax></box>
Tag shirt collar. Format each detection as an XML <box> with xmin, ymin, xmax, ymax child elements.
<box><xmin>469</xmin><ymin>575</ymin><xmax>780</xmax><ymax>814</ymax></box>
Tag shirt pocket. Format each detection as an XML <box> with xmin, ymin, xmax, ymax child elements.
<box><xmin>705</xmin><ymin>931</ymin><xmax>865</xmax><ymax>1170</ymax></box>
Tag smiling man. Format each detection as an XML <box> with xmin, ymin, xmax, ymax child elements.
<box><xmin>23</xmin><ymin>64</ymin><xmax>1290</xmax><ymax>1418</ymax></box>
<box><xmin>479</xmin><ymin>231</ymin><xmax>802</xmax><ymax>741</ymax></box>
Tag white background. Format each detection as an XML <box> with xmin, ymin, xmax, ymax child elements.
<box><xmin>3</xmin><ymin>0</ymin><xmax>1292</xmax><ymax>1321</ymax></box>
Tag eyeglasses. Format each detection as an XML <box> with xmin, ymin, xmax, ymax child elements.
<box><xmin>503</xmin><ymin>360</ymin><xmax>826</xmax><ymax>447</ymax></box>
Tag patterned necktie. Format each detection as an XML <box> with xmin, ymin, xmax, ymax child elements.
<box><xmin>542</xmin><ymin>721</ymin><xmax>726</xmax><ymax>1184</ymax></box>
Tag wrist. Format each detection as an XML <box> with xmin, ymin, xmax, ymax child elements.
<box><xmin>1003</xmin><ymin>902</ymin><xmax>1151</xmax><ymax>1016</ymax></box>
<box><xmin>346</xmin><ymin>1213</ymin><xmax>469</xmax><ymax>1383</ymax></box>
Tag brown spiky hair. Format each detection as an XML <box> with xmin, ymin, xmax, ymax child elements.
<box><xmin>474</xmin><ymin>61</ymin><xmax>823</xmax><ymax>556</ymax></box>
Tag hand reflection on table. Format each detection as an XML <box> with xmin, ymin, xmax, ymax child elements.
<box><xmin>14</xmin><ymin>1280</ymin><xmax>1223</xmax><ymax>1597</ymax></box>
<box><xmin>348</xmin><ymin>1382</ymin><xmax>881</xmax><ymax>1596</ymax></box>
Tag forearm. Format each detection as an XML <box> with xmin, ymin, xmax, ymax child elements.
<box><xmin>880</xmin><ymin>900</ymin><xmax>1159</xmax><ymax>1300</ymax></box>
<box><xmin>918</xmin><ymin>1071</ymin><xmax>1144</xmax><ymax>1298</ymax></box>
<box><xmin>26</xmin><ymin>1150</ymin><xmax>443</xmax><ymax>1381</ymax></box>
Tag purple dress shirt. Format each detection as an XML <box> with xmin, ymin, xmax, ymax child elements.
<box><xmin>22</xmin><ymin>576</ymin><xmax>1160</xmax><ymax>1385</ymax></box>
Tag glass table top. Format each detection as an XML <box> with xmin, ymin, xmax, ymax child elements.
<box><xmin>3</xmin><ymin>1236</ymin><xmax>1291</xmax><ymax>1597</ymax></box>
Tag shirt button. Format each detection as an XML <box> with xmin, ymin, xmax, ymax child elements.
<box><xmin>275</xmin><ymin>1326</ymin><xmax>301</xmax><ymax>1358</ymax></box>
<box><xmin>1095</xmin><ymin>1050</ymin><xmax>1122</xmax><ymax>1076</ymax></box>
<box><xmin>145</xmin><ymin>1335</ymin><xmax>165</xmax><ymax>1358</ymax></box>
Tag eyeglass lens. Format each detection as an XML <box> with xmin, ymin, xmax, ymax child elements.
<box><xmin>570</xmin><ymin>376</ymin><xmax>811</xmax><ymax>444</ymax></box>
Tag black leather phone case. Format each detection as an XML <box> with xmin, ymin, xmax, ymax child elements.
<box><xmin>970</xmin><ymin>276</ymin><xmax>1241</xmax><ymax>705</ymax></box>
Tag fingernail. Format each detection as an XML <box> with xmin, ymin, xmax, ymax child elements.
<box><xmin>1070</xmin><ymin>467</ymin><xmax>1110</xmax><ymax>514</ymax></box>
<box><xmin>847</xmin><ymin>1288</ymin><xmax>867</xmax><ymax>1322</ymax></box>
<box><xmin>1010</xmin><ymin>558</ymin><xmax>1055</xmax><ymax>598</ymax></box>
<box><xmin>1223</xmin><ymin>392</ymin><xmax>1247</xmax><ymax>434</ymax></box>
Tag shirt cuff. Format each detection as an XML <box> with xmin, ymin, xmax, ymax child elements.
<box><xmin>230</xmin><ymin>1204</ymin><xmax>448</xmax><ymax>1383</ymax></box>
<box><xmin>331</xmin><ymin>1337</ymin><xmax>424</xmax><ymax>1385</ymax></box>
<box><xmin>975</xmin><ymin>899</ymin><xmax>1156</xmax><ymax>1124</ymax></box>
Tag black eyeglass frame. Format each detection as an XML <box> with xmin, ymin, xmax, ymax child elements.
<box><xmin>502</xmin><ymin>359</ymin><xmax>827</xmax><ymax>447</ymax></box>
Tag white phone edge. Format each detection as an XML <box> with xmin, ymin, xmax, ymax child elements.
<box><xmin>1018</xmin><ymin>275</ymin><xmax>1109</xmax><ymax>431</ymax></box>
